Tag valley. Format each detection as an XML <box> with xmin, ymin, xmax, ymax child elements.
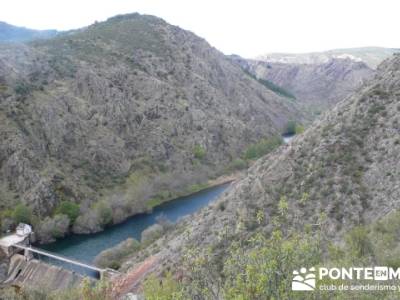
<box><xmin>0</xmin><ymin>13</ymin><xmax>301</xmax><ymax>244</ymax></box>
<box><xmin>0</xmin><ymin>8</ymin><xmax>399</xmax><ymax>300</ymax></box>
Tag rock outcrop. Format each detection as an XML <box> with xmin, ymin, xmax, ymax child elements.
<box><xmin>230</xmin><ymin>54</ymin><xmax>375</xmax><ymax>116</ymax></box>
<box><xmin>0</xmin><ymin>13</ymin><xmax>301</xmax><ymax>234</ymax></box>
<box><xmin>255</xmin><ymin>47</ymin><xmax>398</xmax><ymax>69</ymax></box>
<box><xmin>122</xmin><ymin>54</ymin><xmax>400</xmax><ymax>276</ymax></box>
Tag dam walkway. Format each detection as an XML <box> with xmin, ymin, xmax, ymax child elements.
<box><xmin>13</xmin><ymin>244</ymin><xmax>104</xmax><ymax>273</ymax></box>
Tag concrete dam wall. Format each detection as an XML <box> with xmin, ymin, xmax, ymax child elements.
<box><xmin>3</xmin><ymin>254</ymin><xmax>86</xmax><ymax>291</ymax></box>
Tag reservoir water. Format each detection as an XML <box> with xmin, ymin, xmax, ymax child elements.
<box><xmin>39</xmin><ymin>183</ymin><xmax>230</xmax><ymax>275</ymax></box>
<box><xmin>283</xmin><ymin>133</ymin><xmax>295</xmax><ymax>143</ymax></box>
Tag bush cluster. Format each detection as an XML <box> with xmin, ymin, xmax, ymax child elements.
<box><xmin>243</xmin><ymin>136</ymin><xmax>283</xmax><ymax>160</ymax></box>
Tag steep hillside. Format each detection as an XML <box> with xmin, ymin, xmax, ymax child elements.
<box><xmin>0</xmin><ymin>14</ymin><xmax>301</xmax><ymax>238</ymax></box>
<box><xmin>121</xmin><ymin>54</ymin><xmax>400</xmax><ymax>296</ymax></box>
<box><xmin>0</xmin><ymin>21</ymin><xmax>58</xmax><ymax>42</ymax></box>
<box><xmin>231</xmin><ymin>55</ymin><xmax>375</xmax><ymax>116</ymax></box>
<box><xmin>256</xmin><ymin>47</ymin><xmax>398</xmax><ymax>69</ymax></box>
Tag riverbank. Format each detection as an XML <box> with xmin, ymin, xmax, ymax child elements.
<box><xmin>39</xmin><ymin>183</ymin><xmax>231</xmax><ymax>269</ymax></box>
<box><xmin>145</xmin><ymin>172</ymin><xmax>240</xmax><ymax>210</ymax></box>
<box><xmin>28</xmin><ymin>170</ymin><xmax>239</xmax><ymax>246</ymax></box>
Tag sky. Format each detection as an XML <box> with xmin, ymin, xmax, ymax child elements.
<box><xmin>0</xmin><ymin>0</ymin><xmax>399</xmax><ymax>58</ymax></box>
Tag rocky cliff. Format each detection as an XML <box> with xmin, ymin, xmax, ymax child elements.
<box><xmin>123</xmin><ymin>54</ymin><xmax>400</xmax><ymax>279</ymax></box>
<box><xmin>0</xmin><ymin>13</ymin><xmax>301</xmax><ymax>236</ymax></box>
<box><xmin>256</xmin><ymin>47</ymin><xmax>398</xmax><ymax>69</ymax></box>
<box><xmin>230</xmin><ymin>54</ymin><xmax>375</xmax><ymax>116</ymax></box>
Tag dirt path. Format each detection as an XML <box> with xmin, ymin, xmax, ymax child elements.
<box><xmin>111</xmin><ymin>256</ymin><xmax>159</xmax><ymax>298</ymax></box>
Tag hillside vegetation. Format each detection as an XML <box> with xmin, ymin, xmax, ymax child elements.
<box><xmin>117</xmin><ymin>54</ymin><xmax>400</xmax><ymax>299</ymax></box>
<box><xmin>0</xmin><ymin>13</ymin><xmax>302</xmax><ymax>241</ymax></box>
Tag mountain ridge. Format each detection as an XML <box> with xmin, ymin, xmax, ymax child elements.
<box><xmin>0</xmin><ymin>13</ymin><xmax>301</xmax><ymax>240</ymax></box>
<box><xmin>255</xmin><ymin>47</ymin><xmax>399</xmax><ymax>69</ymax></box>
<box><xmin>0</xmin><ymin>21</ymin><xmax>58</xmax><ymax>43</ymax></box>
<box><xmin>230</xmin><ymin>54</ymin><xmax>376</xmax><ymax>116</ymax></box>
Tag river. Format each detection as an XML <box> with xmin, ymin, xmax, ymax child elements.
<box><xmin>283</xmin><ymin>133</ymin><xmax>295</xmax><ymax>143</ymax></box>
<box><xmin>38</xmin><ymin>183</ymin><xmax>230</xmax><ymax>275</ymax></box>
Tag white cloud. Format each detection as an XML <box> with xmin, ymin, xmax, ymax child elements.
<box><xmin>1</xmin><ymin>0</ymin><xmax>399</xmax><ymax>57</ymax></box>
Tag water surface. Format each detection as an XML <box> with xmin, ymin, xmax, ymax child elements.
<box><xmin>39</xmin><ymin>183</ymin><xmax>230</xmax><ymax>275</ymax></box>
<box><xmin>283</xmin><ymin>134</ymin><xmax>295</xmax><ymax>143</ymax></box>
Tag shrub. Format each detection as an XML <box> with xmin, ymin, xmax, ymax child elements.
<box><xmin>283</xmin><ymin>121</ymin><xmax>297</xmax><ymax>135</ymax></box>
<box><xmin>13</xmin><ymin>204</ymin><xmax>32</xmax><ymax>224</ymax></box>
<box><xmin>94</xmin><ymin>238</ymin><xmax>141</xmax><ymax>269</ymax></box>
<box><xmin>193</xmin><ymin>144</ymin><xmax>206</xmax><ymax>160</ymax></box>
<box><xmin>295</xmin><ymin>124</ymin><xmax>305</xmax><ymax>134</ymax></box>
<box><xmin>345</xmin><ymin>226</ymin><xmax>373</xmax><ymax>259</ymax></box>
<box><xmin>14</xmin><ymin>81</ymin><xmax>33</xmax><ymax>96</ymax></box>
<box><xmin>55</xmin><ymin>201</ymin><xmax>80</xmax><ymax>224</ymax></box>
<box><xmin>37</xmin><ymin>214</ymin><xmax>70</xmax><ymax>243</ymax></box>
<box><xmin>223</xmin><ymin>231</ymin><xmax>320</xmax><ymax>299</ymax></box>
<box><xmin>217</xmin><ymin>201</ymin><xmax>226</xmax><ymax>211</ymax></box>
<box><xmin>81</xmin><ymin>278</ymin><xmax>112</xmax><ymax>300</ymax></box>
<box><xmin>244</xmin><ymin>145</ymin><xmax>258</xmax><ymax>160</ymax></box>
<box><xmin>141</xmin><ymin>223</ymin><xmax>164</xmax><ymax>245</ymax></box>
<box><xmin>228</xmin><ymin>158</ymin><xmax>248</xmax><ymax>170</ymax></box>
<box><xmin>244</xmin><ymin>136</ymin><xmax>283</xmax><ymax>160</ymax></box>
<box><xmin>143</xmin><ymin>272</ymin><xmax>183</xmax><ymax>300</ymax></box>
<box><xmin>95</xmin><ymin>201</ymin><xmax>113</xmax><ymax>226</ymax></box>
<box><xmin>145</xmin><ymin>230</ymin><xmax>321</xmax><ymax>299</ymax></box>
<box><xmin>257</xmin><ymin>78</ymin><xmax>296</xmax><ymax>99</ymax></box>
<box><xmin>156</xmin><ymin>213</ymin><xmax>173</xmax><ymax>231</ymax></box>
<box><xmin>73</xmin><ymin>211</ymin><xmax>102</xmax><ymax>234</ymax></box>
<box><xmin>241</xmin><ymin>68</ymin><xmax>296</xmax><ymax>99</ymax></box>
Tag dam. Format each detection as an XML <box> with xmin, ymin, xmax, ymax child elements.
<box><xmin>0</xmin><ymin>224</ymin><xmax>119</xmax><ymax>290</ymax></box>
<box><xmin>0</xmin><ymin>183</ymin><xmax>230</xmax><ymax>291</ymax></box>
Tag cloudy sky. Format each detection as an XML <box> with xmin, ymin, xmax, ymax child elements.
<box><xmin>1</xmin><ymin>0</ymin><xmax>399</xmax><ymax>57</ymax></box>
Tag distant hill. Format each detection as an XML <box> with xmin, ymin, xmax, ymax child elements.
<box><xmin>230</xmin><ymin>54</ymin><xmax>375</xmax><ymax>117</ymax></box>
<box><xmin>256</xmin><ymin>47</ymin><xmax>398</xmax><ymax>69</ymax></box>
<box><xmin>0</xmin><ymin>21</ymin><xmax>58</xmax><ymax>42</ymax></box>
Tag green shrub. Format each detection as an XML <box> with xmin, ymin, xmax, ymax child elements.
<box><xmin>13</xmin><ymin>204</ymin><xmax>32</xmax><ymax>224</ymax></box>
<box><xmin>242</xmin><ymin>68</ymin><xmax>296</xmax><ymax>99</ymax></box>
<box><xmin>229</xmin><ymin>158</ymin><xmax>248</xmax><ymax>170</ymax></box>
<box><xmin>14</xmin><ymin>82</ymin><xmax>33</xmax><ymax>96</ymax></box>
<box><xmin>37</xmin><ymin>214</ymin><xmax>70</xmax><ymax>243</ymax></box>
<box><xmin>193</xmin><ymin>144</ymin><xmax>206</xmax><ymax>160</ymax></box>
<box><xmin>244</xmin><ymin>145</ymin><xmax>258</xmax><ymax>160</ymax></box>
<box><xmin>283</xmin><ymin>121</ymin><xmax>305</xmax><ymax>136</ymax></box>
<box><xmin>345</xmin><ymin>226</ymin><xmax>373</xmax><ymax>259</ymax></box>
<box><xmin>95</xmin><ymin>201</ymin><xmax>113</xmax><ymax>226</ymax></box>
<box><xmin>295</xmin><ymin>124</ymin><xmax>305</xmax><ymax>134</ymax></box>
<box><xmin>143</xmin><ymin>272</ymin><xmax>183</xmax><ymax>300</ymax></box>
<box><xmin>55</xmin><ymin>201</ymin><xmax>80</xmax><ymax>224</ymax></box>
<box><xmin>223</xmin><ymin>231</ymin><xmax>321</xmax><ymax>299</ymax></box>
<box><xmin>284</xmin><ymin>121</ymin><xmax>297</xmax><ymax>135</ymax></box>
<box><xmin>244</xmin><ymin>136</ymin><xmax>283</xmax><ymax>160</ymax></box>
<box><xmin>145</xmin><ymin>230</ymin><xmax>321</xmax><ymax>299</ymax></box>
<box><xmin>257</xmin><ymin>77</ymin><xmax>296</xmax><ymax>99</ymax></box>
<box><xmin>94</xmin><ymin>238</ymin><xmax>141</xmax><ymax>269</ymax></box>
<box><xmin>141</xmin><ymin>223</ymin><xmax>164</xmax><ymax>245</ymax></box>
